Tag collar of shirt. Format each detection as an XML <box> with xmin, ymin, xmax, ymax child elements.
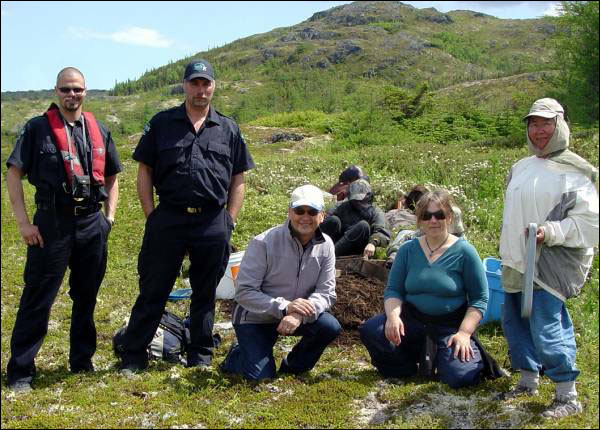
<box><xmin>58</xmin><ymin>111</ymin><xmax>84</xmax><ymax>128</ymax></box>
<box><xmin>173</xmin><ymin>103</ymin><xmax>221</xmax><ymax>126</ymax></box>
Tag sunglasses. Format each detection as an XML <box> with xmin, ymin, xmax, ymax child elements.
<box><xmin>58</xmin><ymin>87</ymin><xmax>85</xmax><ymax>94</ymax></box>
<box><xmin>292</xmin><ymin>206</ymin><xmax>320</xmax><ymax>216</ymax></box>
<box><xmin>422</xmin><ymin>210</ymin><xmax>446</xmax><ymax>221</ymax></box>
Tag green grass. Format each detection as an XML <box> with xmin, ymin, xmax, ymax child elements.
<box><xmin>1</xmin><ymin>92</ymin><xmax>598</xmax><ymax>428</ymax></box>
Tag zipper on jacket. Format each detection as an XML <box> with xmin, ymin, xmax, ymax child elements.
<box><xmin>294</xmin><ymin>238</ymin><xmax>308</xmax><ymax>296</ymax></box>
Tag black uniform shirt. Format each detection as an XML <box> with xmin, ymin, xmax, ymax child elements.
<box><xmin>7</xmin><ymin>111</ymin><xmax>122</xmax><ymax>203</ymax></box>
<box><xmin>133</xmin><ymin>103</ymin><xmax>255</xmax><ymax>207</ymax></box>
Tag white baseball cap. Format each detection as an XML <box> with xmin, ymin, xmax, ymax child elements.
<box><xmin>524</xmin><ymin>98</ymin><xmax>564</xmax><ymax>120</ymax></box>
<box><xmin>290</xmin><ymin>185</ymin><xmax>324</xmax><ymax>211</ymax></box>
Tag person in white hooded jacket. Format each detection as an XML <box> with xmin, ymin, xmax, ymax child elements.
<box><xmin>498</xmin><ymin>98</ymin><xmax>599</xmax><ymax>419</ymax></box>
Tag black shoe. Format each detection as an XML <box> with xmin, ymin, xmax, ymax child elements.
<box><xmin>71</xmin><ymin>363</ymin><xmax>94</xmax><ymax>374</ymax></box>
<box><xmin>8</xmin><ymin>380</ymin><xmax>32</xmax><ymax>393</ymax></box>
<box><xmin>279</xmin><ymin>360</ymin><xmax>304</xmax><ymax>375</ymax></box>
<box><xmin>186</xmin><ymin>356</ymin><xmax>211</xmax><ymax>369</ymax></box>
<box><xmin>187</xmin><ymin>352</ymin><xmax>212</xmax><ymax>369</ymax></box>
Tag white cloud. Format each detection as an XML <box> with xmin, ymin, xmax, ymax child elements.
<box><xmin>67</xmin><ymin>26</ymin><xmax>172</xmax><ymax>48</ymax></box>
<box><xmin>542</xmin><ymin>2</ymin><xmax>562</xmax><ymax>17</ymax></box>
<box><xmin>111</xmin><ymin>27</ymin><xmax>172</xmax><ymax>48</ymax></box>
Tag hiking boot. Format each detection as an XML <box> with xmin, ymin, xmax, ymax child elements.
<box><xmin>496</xmin><ymin>385</ymin><xmax>538</xmax><ymax>400</ymax></box>
<box><xmin>541</xmin><ymin>396</ymin><xmax>582</xmax><ymax>419</ymax></box>
<box><xmin>8</xmin><ymin>380</ymin><xmax>32</xmax><ymax>393</ymax></box>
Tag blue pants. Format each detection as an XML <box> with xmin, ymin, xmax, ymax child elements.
<box><xmin>222</xmin><ymin>312</ymin><xmax>341</xmax><ymax>381</ymax></box>
<box><xmin>360</xmin><ymin>313</ymin><xmax>484</xmax><ymax>388</ymax></box>
<box><xmin>7</xmin><ymin>210</ymin><xmax>110</xmax><ymax>384</ymax></box>
<box><xmin>121</xmin><ymin>204</ymin><xmax>232</xmax><ymax>368</ymax></box>
<box><xmin>502</xmin><ymin>290</ymin><xmax>579</xmax><ymax>382</ymax></box>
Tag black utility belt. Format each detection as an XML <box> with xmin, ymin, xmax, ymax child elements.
<box><xmin>160</xmin><ymin>202</ymin><xmax>223</xmax><ymax>214</ymax></box>
<box><xmin>36</xmin><ymin>202</ymin><xmax>101</xmax><ymax>216</ymax></box>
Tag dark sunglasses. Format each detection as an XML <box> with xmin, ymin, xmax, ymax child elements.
<box><xmin>292</xmin><ymin>206</ymin><xmax>320</xmax><ymax>216</ymax></box>
<box><xmin>58</xmin><ymin>87</ymin><xmax>85</xmax><ymax>94</ymax></box>
<box><xmin>422</xmin><ymin>210</ymin><xmax>446</xmax><ymax>221</ymax></box>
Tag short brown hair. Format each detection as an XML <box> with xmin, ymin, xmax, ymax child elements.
<box><xmin>415</xmin><ymin>189</ymin><xmax>455</xmax><ymax>226</ymax></box>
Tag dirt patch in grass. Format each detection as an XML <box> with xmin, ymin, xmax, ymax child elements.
<box><xmin>355</xmin><ymin>386</ymin><xmax>537</xmax><ymax>428</ymax></box>
<box><xmin>401</xmin><ymin>391</ymin><xmax>537</xmax><ymax>428</ymax></box>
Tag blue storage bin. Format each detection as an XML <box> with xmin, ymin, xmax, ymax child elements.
<box><xmin>481</xmin><ymin>257</ymin><xmax>504</xmax><ymax>324</ymax></box>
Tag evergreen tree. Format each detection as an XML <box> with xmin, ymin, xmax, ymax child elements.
<box><xmin>550</xmin><ymin>1</ymin><xmax>599</xmax><ymax>122</ymax></box>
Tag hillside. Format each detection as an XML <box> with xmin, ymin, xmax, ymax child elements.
<box><xmin>99</xmin><ymin>1</ymin><xmax>557</xmax><ymax>122</ymax></box>
<box><xmin>1</xmin><ymin>1</ymin><xmax>560</xmax><ymax>129</ymax></box>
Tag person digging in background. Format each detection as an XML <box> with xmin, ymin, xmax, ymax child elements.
<box><xmin>328</xmin><ymin>165</ymin><xmax>369</xmax><ymax>202</ymax></box>
<box><xmin>320</xmin><ymin>179</ymin><xmax>391</xmax><ymax>259</ymax></box>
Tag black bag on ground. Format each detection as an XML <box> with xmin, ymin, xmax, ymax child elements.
<box><xmin>113</xmin><ymin>310</ymin><xmax>191</xmax><ymax>365</ymax></box>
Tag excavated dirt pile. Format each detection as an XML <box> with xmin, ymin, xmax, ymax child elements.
<box><xmin>332</xmin><ymin>271</ymin><xmax>385</xmax><ymax>329</ymax></box>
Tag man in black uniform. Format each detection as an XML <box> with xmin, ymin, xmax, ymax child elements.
<box><xmin>119</xmin><ymin>59</ymin><xmax>255</xmax><ymax>373</ymax></box>
<box><xmin>5</xmin><ymin>67</ymin><xmax>122</xmax><ymax>392</ymax></box>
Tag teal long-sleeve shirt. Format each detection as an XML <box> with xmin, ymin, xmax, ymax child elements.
<box><xmin>384</xmin><ymin>238</ymin><xmax>488</xmax><ymax>316</ymax></box>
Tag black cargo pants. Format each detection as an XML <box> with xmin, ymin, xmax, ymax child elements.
<box><xmin>7</xmin><ymin>209</ymin><xmax>111</xmax><ymax>384</ymax></box>
<box><xmin>120</xmin><ymin>204</ymin><xmax>232</xmax><ymax>368</ymax></box>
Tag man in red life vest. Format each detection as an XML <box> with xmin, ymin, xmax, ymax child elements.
<box><xmin>5</xmin><ymin>67</ymin><xmax>122</xmax><ymax>392</ymax></box>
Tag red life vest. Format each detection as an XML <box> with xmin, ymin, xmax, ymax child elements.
<box><xmin>44</xmin><ymin>103</ymin><xmax>106</xmax><ymax>187</ymax></box>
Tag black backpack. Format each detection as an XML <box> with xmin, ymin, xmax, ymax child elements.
<box><xmin>113</xmin><ymin>310</ymin><xmax>191</xmax><ymax>365</ymax></box>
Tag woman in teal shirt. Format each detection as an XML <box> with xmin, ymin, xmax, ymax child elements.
<box><xmin>360</xmin><ymin>189</ymin><xmax>499</xmax><ymax>388</ymax></box>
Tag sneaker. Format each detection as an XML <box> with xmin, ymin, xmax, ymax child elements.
<box><xmin>8</xmin><ymin>380</ymin><xmax>32</xmax><ymax>393</ymax></box>
<box><xmin>496</xmin><ymin>385</ymin><xmax>538</xmax><ymax>400</ymax></box>
<box><xmin>541</xmin><ymin>397</ymin><xmax>582</xmax><ymax>418</ymax></box>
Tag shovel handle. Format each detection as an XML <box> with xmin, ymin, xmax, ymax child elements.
<box><xmin>521</xmin><ymin>223</ymin><xmax>537</xmax><ymax>318</ymax></box>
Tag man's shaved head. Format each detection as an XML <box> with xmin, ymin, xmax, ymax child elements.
<box><xmin>56</xmin><ymin>67</ymin><xmax>85</xmax><ymax>86</ymax></box>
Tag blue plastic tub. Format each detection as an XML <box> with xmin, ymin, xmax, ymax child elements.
<box><xmin>481</xmin><ymin>257</ymin><xmax>504</xmax><ymax>324</ymax></box>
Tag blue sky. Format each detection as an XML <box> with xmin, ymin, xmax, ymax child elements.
<box><xmin>1</xmin><ymin>1</ymin><xmax>560</xmax><ymax>92</ymax></box>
